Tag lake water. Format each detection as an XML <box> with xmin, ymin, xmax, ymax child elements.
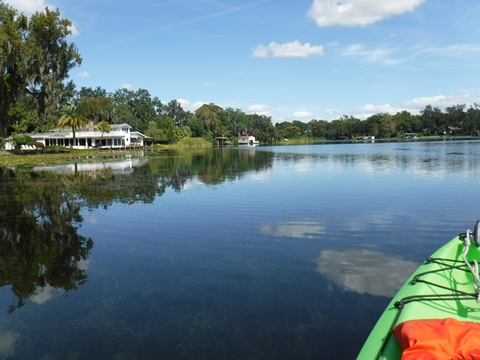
<box><xmin>1</xmin><ymin>140</ymin><xmax>480</xmax><ymax>359</ymax></box>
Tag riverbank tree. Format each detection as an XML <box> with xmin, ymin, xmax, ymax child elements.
<box><xmin>0</xmin><ymin>1</ymin><xmax>81</xmax><ymax>136</ymax></box>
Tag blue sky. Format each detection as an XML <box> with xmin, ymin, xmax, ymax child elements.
<box><xmin>6</xmin><ymin>0</ymin><xmax>480</xmax><ymax>123</ymax></box>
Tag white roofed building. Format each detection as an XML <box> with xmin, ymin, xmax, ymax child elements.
<box><xmin>6</xmin><ymin>123</ymin><xmax>152</xmax><ymax>150</ymax></box>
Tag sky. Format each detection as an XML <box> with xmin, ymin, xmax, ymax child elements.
<box><xmin>5</xmin><ymin>0</ymin><xmax>480</xmax><ymax>123</ymax></box>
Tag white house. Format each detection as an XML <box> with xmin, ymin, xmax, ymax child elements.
<box><xmin>237</xmin><ymin>135</ymin><xmax>259</xmax><ymax>146</ymax></box>
<box><xmin>5</xmin><ymin>123</ymin><xmax>151</xmax><ymax>150</ymax></box>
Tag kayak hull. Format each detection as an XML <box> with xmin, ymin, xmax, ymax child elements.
<box><xmin>357</xmin><ymin>235</ymin><xmax>480</xmax><ymax>359</ymax></box>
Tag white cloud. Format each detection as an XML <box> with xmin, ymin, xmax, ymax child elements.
<box><xmin>404</xmin><ymin>94</ymin><xmax>477</xmax><ymax>112</ymax></box>
<box><xmin>77</xmin><ymin>71</ymin><xmax>91</xmax><ymax>78</ymax></box>
<box><xmin>247</xmin><ymin>104</ymin><xmax>271</xmax><ymax>116</ymax></box>
<box><xmin>308</xmin><ymin>0</ymin><xmax>425</xmax><ymax>27</ymax></box>
<box><xmin>343</xmin><ymin>43</ymin><xmax>401</xmax><ymax>65</ymax></box>
<box><xmin>3</xmin><ymin>0</ymin><xmax>53</xmax><ymax>15</ymax></box>
<box><xmin>121</xmin><ymin>83</ymin><xmax>134</xmax><ymax>90</ymax></box>
<box><xmin>411</xmin><ymin>44</ymin><xmax>480</xmax><ymax>58</ymax></box>
<box><xmin>69</xmin><ymin>23</ymin><xmax>79</xmax><ymax>37</ymax></box>
<box><xmin>354</xmin><ymin>104</ymin><xmax>398</xmax><ymax>119</ymax></box>
<box><xmin>252</xmin><ymin>40</ymin><xmax>324</xmax><ymax>58</ymax></box>
<box><xmin>326</xmin><ymin>108</ymin><xmax>343</xmax><ymax>116</ymax></box>
<box><xmin>292</xmin><ymin>111</ymin><xmax>313</xmax><ymax>119</ymax></box>
<box><xmin>4</xmin><ymin>0</ymin><xmax>79</xmax><ymax>36</ymax></box>
<box><xmin>176</xmin><ymin>99</ymin><xmax>206</xmax><ymax>112</ymax></box>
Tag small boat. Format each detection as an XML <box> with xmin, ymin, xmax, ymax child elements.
<box><xmin>358</xmin><ymin>220</ymin><xmax>480</xmax><ymax>359</ymax></box>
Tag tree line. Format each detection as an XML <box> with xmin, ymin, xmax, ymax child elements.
<box><xmin>276</xmin><ymin>104</ymin><xmax>480</xmax><ymax>141</ymax></box>
<box><xmin>2</xmin><ymin>1</ymin><xmax>480</xmax><ymax>146</ymax></box>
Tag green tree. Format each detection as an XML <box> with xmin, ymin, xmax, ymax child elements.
<box><xmin>0</xmin><ymin>3</ymin><xmax>27</xmax><ymax>136</ymax></box>
<box><xmin>78</xmin><ymin>86</ymin><xmax>108</xmax><ymax>98</ymax></box>
<box><xmin>326</xmin><ymin>119</ymin><xmax>347</xmax><ymax>139</ymax></box>
<box><xmin>145</xmin><ymin>116</ymin><xmax>175</xmax><ymax>144</ymax></box>
<box><xmin>165</xmin><ymin>100</ymin><xmax>190</xmax><ymax>127</ymax></box>
<box><xmin>174</xmin><ymin>126</ymin><xmax>192</xmax><ymax>142</ymax></box>
<box><xmin>24</xmin><ymin>8</ymin><xmax>82</xmax><ymax>126</ymax></box>
<box><xmin>394</xmin><ymin>111</ymin><xmax>421</xmax><ymax>134</ymax></box>
<box><xmin>97</xmin><ymin>120</ymin><xmax>110</xmax><ymax>145</ymax></box>
<box><xmin>249</xmin><ymin>113</ymin><xmax>276</xmax><ymax>143</ymax></box>
<box><xmin>112</xmin><ymin>88</ymin><xmax>158</xmax><ymax>132</ymax></box>
<box><xmin>195</xmin><ymin>103</ymin><xmax>224</xmax><ymax>136</ymax></box>
<box><xmin>308</xmin><ymin>119</ymin><xmax>328</xmax><ymax>138</ymax></box>
<box><xmin>364</xmin><ymin>114</ymin><xmax>383</xmax><ymax>138</ymax></box>
<box><xmin>284</xmin><ymin>125</ymin><xmax>302</xmax><ymax>138</ymax></box>
<box><xmin>223</xmin><ymin>107</ymin><xmax>250</xmax><ymax>136</ymax></box>
<box><xmin>292</xmin><ymin>120</ymin><xmax>308</xmax><ymax>135</ymax></box>
<box><xmin>11</xmin><ymin>134</ymin><xmax>34</xmax><ymax>149</ymax></box>
<box><xmin>378</xmin><ymin>114</ymin><xmax>396</xmax><ymax>138</ymax></box>
<box><xmin>78</xmin><ymin>95</ymin><xmax>114</xmax><ymax>124</ymax></box>
<box><xmin>421</xmin><ymin>105</ymin><xmax>444</xmax><ymax>135</ymax></box>
<box><xmin>0</xmin><ymin>4</ymin><xmax>80</xmax><ymax>135</ymax></box>
<box><xmin>186</xmin><ymin>115</ymin><xmax>204</xmax><ymax>137</ymax></box>
<box><xmin>158</xmin><ymin>115</ymin><xmax>175</xmax><ymax>143</ymax></box>
<box><xmin>341</xmin><ymin>115</ymin><xmax>363</xmax><ymax>139</ymax></box>
<box><xmin>445</xmin><ymin>104</ymin><xmax>465</xmax><ymax>133</ymax></box>
<box><xmin>462</xmin><ymin>104</ymin><xmax>480</xmax><ymax>135</ymax></box>
<box><xmin>57</xmin><ymin>105</ymin><xmax>89</xmax><ymax>147</ymax></box>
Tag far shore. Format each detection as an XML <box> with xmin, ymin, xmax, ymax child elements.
<box><xmin>1</xmin><ymin>135</ymin><xmax>479</xmax><ymax>168</ymax></box>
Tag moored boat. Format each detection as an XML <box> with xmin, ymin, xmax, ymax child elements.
<box><xmin>358</xmin><ymin>220</ymin><xmax>480</xmax><ymax>359</ymax></box>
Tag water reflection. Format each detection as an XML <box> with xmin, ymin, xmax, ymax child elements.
<box><xmin>1</xmin><ymin>142</ymin><xmax>479</xmax><ymax>359</ymax></box>
<box><xmin>33</xmin><ymin>158</ymin><xmax>148</xmax><ymax>175</ymax></box>
<box><xmin>0</xmin><ymin>331</ymin><xmax>19</xmax><ymax>358</ymax></box>
<box><xmin>259</xmin><ymin>219</ymin><xmax>326</xmax><ymax>239</ymax></box>
<box><xmin>0</xmin><ymin>167</ymin><xmax>93</xmax><ymax>313</ymax></box>
<box><xmin>0</xmin><ymin>149</ymin><xmax>276</xmax><ymax>314</ymax></box>
<box><xmin>316</xmin><ymin>249</ymin><xmax>419</xmax><ymax>297</ymax></box>
<box><xmin>268</xmin><ymin>141</ymin><xmax>480</xmax><ymax>179</ymax></box>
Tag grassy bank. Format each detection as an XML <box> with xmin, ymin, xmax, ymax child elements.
<box><xmin>0</xmin><ymin>138</ymin><xmax>213</xmax><ymax>168</ymax></box>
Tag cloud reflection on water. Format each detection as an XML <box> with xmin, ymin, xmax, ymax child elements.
<box><xmin>316</xmin><ymin>249</ymin><xmax>419</xmax><ymax>297</ymax></box>
<box><xmin>0</xmin><ymin>331</ymin><xmax>19</xmax><ymax>357</ymax></box>
<box><xmin>30</xmin><ymin>258</ymin><xmax>91</xmax><ymax>305</ymax></box>
<box><xmin>259</xmin><ymin>219</ymin><xmax>326</xmax><ymax>239</ymax></box>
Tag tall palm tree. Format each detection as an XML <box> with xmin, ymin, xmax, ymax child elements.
<box><xmin>58</xmin><ymin>106</ymin><xmax>89</xmax><ymax>148</ymax></box>
<box><xmin>97</xmin><ymin>120</ymin><xmax>110</xmax><ymax>147</ymax></box>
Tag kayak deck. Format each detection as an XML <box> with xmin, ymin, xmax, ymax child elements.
<box><xmin>357</xmin><ymin>234</ymin><xmax>480</xmax><ymax>359</ymax></box>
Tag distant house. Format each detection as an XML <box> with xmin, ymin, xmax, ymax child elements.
<box><xmin>238</xmin><ymin>135</ymin><xmax>259</xmax><ymax>146</ymax></box>
<box><xmin>214</xmin><ymin>137</ymin><xmax>231</xmax><ymax>146</ymax></box>
<box><xmin>4</xmin><ymin>123</ymin><xmax>152</xmax><ymax>150</ymax></box>
<box><xmin>447</xmin><ymin>126</ymin><xmax>462</xmax><ymax>135</ymax></box>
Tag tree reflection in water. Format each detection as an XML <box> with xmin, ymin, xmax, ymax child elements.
<box><xmin>0</xmin><ymin>149</ymin><xmax>275</xmax><ymax>315</ymax></box>
<box><xmin>0</xmin><ymin>167</ymin><xmax>93</xmax><ymax>313</ymax></box>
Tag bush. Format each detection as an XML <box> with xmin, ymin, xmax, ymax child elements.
<box><xmin>12</xmin><ymin>134</ymin><xmax>34</xmax><ymax>148</ymax></box>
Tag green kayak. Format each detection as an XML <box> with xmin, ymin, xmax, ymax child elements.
<box><xmin>357</xmin><ymin>221</ymin><xmax>480</xmax><ymax>359</ymax></box>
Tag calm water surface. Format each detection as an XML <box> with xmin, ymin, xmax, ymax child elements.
<box><xmin>1</xmin><ymin>140</ymin><xmax>480</xmax><ymax>359</ymax></box>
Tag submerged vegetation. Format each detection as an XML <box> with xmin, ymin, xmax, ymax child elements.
<box><xmin>1</xmin><ymin>149</ymin><xmax>367</xmax><ymax>359</ymax></box>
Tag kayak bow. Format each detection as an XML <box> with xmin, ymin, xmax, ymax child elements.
<box><xmin>358</xmin><ymin>220</ymin><xmax>480</xmax><ymax>359</ymax></box>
